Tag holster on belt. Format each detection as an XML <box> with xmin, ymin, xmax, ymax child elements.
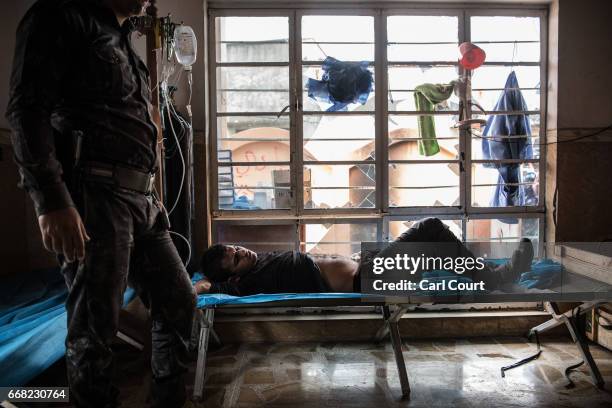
<box><xmin>79</xmin><ymin>161</ymin><xmax>156</xmax><ymax>194</ymax></box>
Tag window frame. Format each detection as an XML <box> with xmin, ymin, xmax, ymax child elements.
<box><xmin>209</xmin><ymin>9</ymin><xmax>297</xmax><ymax>217</ymax></box>
<box><xmin>207</xmin><ymin>4</ymin><xmax>548</xmax><ymax>251</ymax></box>
<box><xmin>463</xmin><ymin>8</ymin><xmax>548</xmax><ymax>216</ymax></box>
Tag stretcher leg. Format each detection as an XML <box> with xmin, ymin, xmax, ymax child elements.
<box><xmin>375</xmin><ymin>305</ymin><xmax>409</xmax><ymax>342</ymax></box>
<box><xmin>526</xmin><ymin>301</ymin><xmax>604</xmax><ymax>389</ymax></box>
<box><xmin>210</xmin><ymin>328</ymin><xmax>222</xmax><ymax>347</ymax></box>
<box><xmin>528</xmin><ymin>301</ymin><xmax>599</xmax><ymax>337</ymax></box>
<box><xmin>384</xmin><ymin>306</ymin><xmax>410</xmax><ymax>398</ymax></box>
<box><xmin>193</xmin><ymin>308</ymin><xmax>215</xmax><ymax>401</ymax></box>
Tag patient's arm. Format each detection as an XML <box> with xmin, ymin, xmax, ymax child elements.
<box><xmin>195</xmin><ymin>277</ymin><xmax>242</xmax><ymax>296</ymax></box>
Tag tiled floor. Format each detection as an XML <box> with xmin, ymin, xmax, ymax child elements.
<box><xmin>190</xmin><ymin>338</ymin><xmax>612</xmax><ymax>408</ymax></box>
<box><xmin>28</xmin><ymin>337</ymin><xmax>612</xmax><ymax>407</ymax></box>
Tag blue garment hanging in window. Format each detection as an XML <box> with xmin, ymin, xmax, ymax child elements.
<box><xmin>306</xmin><ymin>57</ymin><xmax>373</xmax><ymax>112</ymax></box>
<box><xmin>481</xmin><ymin>71</ymin><xmax>536</xmax><ymax>222</ymax></box>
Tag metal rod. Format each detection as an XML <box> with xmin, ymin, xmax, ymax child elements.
<box><xmin>193</xmin><ymin>309</ymin><xmax>215</xmax><ymax>401</ymax></box>
<box><xmin>564</xmin><ymin>316</ymin><xmax>605</xmax><ymax>388</ymax></box>
<box><xmin>526</xmin><ymin>302</ymin><xmax>605</xmax><ymax>388</ymax></box>
<box><xmin>116</xmin><ymin>331</ymin><xmax>144</xmax><ymax>351</ymax></box>
<box><xmin>387</xmin><ymin>40</ymin><xmax>540</xmax><ymax>45</ymax></box>
<box><xmin>547</xmin><ymin>302</ymin><xmax>605</xmax><ymax>388</ymax></box>
<box><xmin>389</xmin><ymin>87</ymin><xmax>539</xmax><ymax>92</ymax></box>
<box><xmin>375</xmin><ymin>305</ymin><xmax>409</xmax><ymax>341</ymax></box>
<box><xmin>388</xmin><ymin>110</ymin><xmax>461</xmax><ymax>115</ymax></box>
<box><xmin>384</xmin><ymin>306</ymin><xmax>411</xmax><ymax>397</ymax></box>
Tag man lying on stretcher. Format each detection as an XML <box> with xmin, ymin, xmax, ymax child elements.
<box><xmin>195</xmin><ymin>217</ymin><xmax>534</xmax><ymax>295</ymax></box>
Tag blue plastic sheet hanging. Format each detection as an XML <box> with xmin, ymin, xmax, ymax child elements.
<box><xmin>306</xmin><ymin>57</ymin><xmax>373</xmax><ymax>112</ymax></box>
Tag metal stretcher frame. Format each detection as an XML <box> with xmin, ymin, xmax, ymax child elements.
<box><xmin>191</xmin><ymin>297</ymin><xmax>608</xmax><ymax>401</ymax></box>
<box><xmin>529</xmin><ymin>301</ymin><xmax>606</xmax><ymax>388</ymax></box>
<box><xmin>191</xmin><ymin>298</ymin><xmax>407</xmax><ymax>400</ymax></box>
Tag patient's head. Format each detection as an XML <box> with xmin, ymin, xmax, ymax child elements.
<box><xmin>200</xmin><ymin>244</ymin><xmax>258</xmax><ymax>282</ymax></box>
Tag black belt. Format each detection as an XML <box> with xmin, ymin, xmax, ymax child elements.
<box><xmin>79</xmin><ymin>162</ymin><xmax>156</xmax><ymax>194</ymax></box>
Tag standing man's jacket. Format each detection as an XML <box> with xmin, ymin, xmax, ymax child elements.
<box><xmin>6</xmin><ymin>0</ymin><xmax>157</xmax><ymax>216</ymax></box>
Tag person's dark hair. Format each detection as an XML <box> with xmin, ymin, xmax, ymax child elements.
<box><xmin>200</xmin><ymin>244</ymin><xmax>231</xmax><ymax>282</ymax></box>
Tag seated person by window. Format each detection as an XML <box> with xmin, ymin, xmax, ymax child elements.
<box><xmin>195</xmin><ymin>218</ymin><xmax>534</xmax><ymax>295</ymax></box>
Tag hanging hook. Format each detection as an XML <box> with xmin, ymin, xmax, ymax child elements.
<box><xmin>510</xmin><ymin>40</ymin><xmax>517</xmax><ymax>72</ymax></box>
<box><xmin>315</xmin><ymin>42</ymin><xmax>329</xmax><ymax>58</ymax></box>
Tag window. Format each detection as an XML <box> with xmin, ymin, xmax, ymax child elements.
<box><xmin>386</xmin><ymin>15</ymin><xmax>461</xmax><ymax>211</ymax></box>
<box><xmin>214</xmin><ymin>16</ymin><xmax>291</xmax><ymax>210</ymax></box>
<box><xmin>468</xmin><ymin>15</ymin><xmax>542</xmax><ymax>211</ymax></box>
<box><xmin>209</xmin><ymin>6</ymin><xmax>546</xmax><ymax>253</ymax></box>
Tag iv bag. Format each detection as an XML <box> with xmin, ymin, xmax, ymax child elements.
<box><xmin>174</xmin><ymin>25</ymin><xmax>197</xmax><ymax>68</ymax></box>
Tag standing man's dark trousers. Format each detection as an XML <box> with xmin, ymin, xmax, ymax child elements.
<box><xmin>61</xmin><ymin>181</ymin><xmax>197</xmax><ymax>408</ymax></box>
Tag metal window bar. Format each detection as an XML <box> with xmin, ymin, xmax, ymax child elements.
<box><xmin>471</xmin><ymin>159</ymin><xmax>540</xmax><ymax>164</ymax></box>
<box><xmin>218</xmin><ymin>40</ymin><xmax>289</xmax><ymax>44</ymax></box>
<box><xmin>388</xmin><ymin>159</ymin><xmax>460</xmax><ymax>164</ymax></box>
<box><xmin>219</xmin><ymin>137</ymin><xmax>290</xmax><ymax>141</ymax></box>
<box><xmin>218</xmin><ymin>186</ymin><xmax>290</xmax><ymax>190</ymax></box>
<box><xmin>306</xmin><ymin>186</ymin><xmax>376</xmax><ymax>190</ymax></box>
<box><xmin>387</xmin><ymin>61</ymin><xmax>459</xmax><ymax>65</ymax></box>
<box><xmin>302</xmin><ymin>41</ymin><xmax>375</xmax><ymax>44</ymax></box>
<box><xmin>387</xmin><ymin>110</ymin><xmax>461</xmax><ymax>115</ymax></box>
<box><xmin>391</xmin><ymin>87</ymin><xmax>538</xmax><ymax>91</ymax></box>
<box><xmin>216</xmin><ymin>111</ymin><xmax>291</xmax><ymax>117</ymax></box>
<box><xmin>217</xmin><ymin>88</ymin><xmax>290</xmax><ymax>92</ymax></box>
<box><xmin>387</xmin><ymin>40</ymin><xmax>539</xmax><ymax>44</ymax></box>
<box><xmin>215</xmin><ymin>61</ymin><xmax>290</xmax><ymax>67</ymax></box>
<box><xmin>389</xmin><ymin>137</ymin><xmax>460</xmax><ymax>141</ymax></box>
<box><xmin>302</xmin><ymin>110</ymin><xmax>377</xmax><ymax>115</ymax></box>
<box><xmin>302</xmin><ymin>60</ymin><xmax>375</xmax><ymax>66</ymax></box>
<box><xmin>303</xmin><ymin>161</ymin><xmax>375</xmax><ymax>166</ymax></box>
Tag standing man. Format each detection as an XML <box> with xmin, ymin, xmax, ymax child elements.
<box><xmin>6</xmin><ymin>0</ymin><xmax>197</xmax><ymax>407</ymax></box>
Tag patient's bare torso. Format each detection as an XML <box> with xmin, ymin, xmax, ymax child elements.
<box><xmin>310</xmin><ymin>254</ymin><xmax>359</xmax><ymax>292</ymax></box>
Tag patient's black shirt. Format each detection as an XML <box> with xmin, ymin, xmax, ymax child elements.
<box><xmin>209</xmin><ymin>251</ymin><xmax>330</xmax><ymax>296</ymax></box>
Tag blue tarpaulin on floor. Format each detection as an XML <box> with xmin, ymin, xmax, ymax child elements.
<box><xmin>0</xmin><ymin>269</ymin><xmax>135</xmax><ymax>387</ymax></box>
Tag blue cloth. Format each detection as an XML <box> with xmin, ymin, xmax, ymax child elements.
<box><xmin>191</xmin><ymin>272</ymin><xmax>362</xmax><ymax>307</ymax></box>
<box><xmin>481</xmin><ymin>71</ymin><xmax>536</xmax><ymax>220</ymax></box>
<box><xmin>197</xmin><ymin>292</ymin><xmax>363</xmax><ymax>308</ymax></box>
<box><xmin>306</xmin><ymin>56</ymin><xmax>373</xmax><ymax>112</ymax></box>
<box><xmin>484</xmin><ymin>258</ymin><xmax>563</xmax><ymax>289</ymax></box>
<box><xmin>232</xmin><ymin>195</ymin><xmax>260</xmax><ymax>210</ymax></box>
<box><xmin>518</xmin><ymin>259</ymin><xmax>563</xmax><ymax>289</ymax></box>
<box><xmin>0</xmin><ymin>269</ymin><xmax>136</xmax><ymax>386</ymax></box>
